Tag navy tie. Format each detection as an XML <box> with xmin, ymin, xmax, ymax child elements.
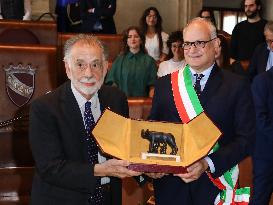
<box><xmin>84</xmin><ymin>102</ymin><xmax>103</xmax><ymax>204</ymax></box>
<box><xmin>193</xmin><ymin>73</ymin><xmax>204</xmax><ymax>96</ymax></box>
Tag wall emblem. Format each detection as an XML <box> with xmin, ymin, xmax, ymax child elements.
<box><xmin>4</xmin><ymin>64</ymin><xmax>36</xmax><ymax>107</ymax></box>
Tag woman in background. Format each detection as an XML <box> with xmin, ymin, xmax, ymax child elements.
<box><xmin>157</xmin><ymin>30</ymin><xmax>186</xmax><ymax>77</ymax></box>
<box><xmin>140</xmin><ymin>7</ymin><xmax>168</xmax><ymax>63</ymax></box>
<box><xmin>105</xmin><ymin>26</ymin><xmax>157</xmax><ymax>97</ymax></box>
<box><xmin>198</xmin><ymin>8</ymin><xmax>216</xmax><ymax>27</ymax></box>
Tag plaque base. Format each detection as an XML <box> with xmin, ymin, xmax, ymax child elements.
<box><xmin>128</xmin><ymin>163</ymin><xmax>187</xmax><ymax>174</ymax></box>
<box><xmin>141</xmin><ymin>152</ymin><xmax>181</xmax><ymax>162</ymax></box>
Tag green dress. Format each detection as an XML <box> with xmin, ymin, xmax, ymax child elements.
<box><xmin>105</xmin><ymin>51</ymin><xmax>157</xmax><ymax>97</ymax></box>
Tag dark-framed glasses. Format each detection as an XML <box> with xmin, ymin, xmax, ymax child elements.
<box><xmin>182</xmin><ymin>37</ymin><xmax>216</xmax><ymax>50</ymax></box>
<box><xmin>74</xmin><ymin>59</ymin><xmax>103</xmax><ymax>71</ymax></box>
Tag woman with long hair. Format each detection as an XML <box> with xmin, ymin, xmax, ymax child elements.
<box><xmin>140</xmin><ymin>7</ymin><xmax>169</xmax><ymax>62</ymax></box>
<box><xmin>105</xmin><ymin>26</ymin><xmax>157</xmax><ymax>97</ymax></box>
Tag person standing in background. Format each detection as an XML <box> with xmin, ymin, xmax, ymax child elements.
<box><xmin>198</xmin><ymin>8</ymin><xmax>216</xmax><ymax>27</ymax></box>
<box><xmin>80</xmin><ymin>0</ymin><xmax>116</xmax><ymax>34</ymax></box>
<box><xmin>140</xmin><ymin>7</ymin><xmax>169</xmax><ymax>63</ymax></box>
<box><xmin>230</xmin><ymin>0</ymin><xmax>267</xmax><ymax>75</ymax></box>
<box><xmin>0</xmin><ymin>0</ymin><xmax>31</xmax><ymax>20</ymax></box>
<box><xmin>55</xmin><ymin>0</ymin><xmax>82</xmax><ymax>32</ymax></box>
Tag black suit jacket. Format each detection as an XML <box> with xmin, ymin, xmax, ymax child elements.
<box><xmin>249</xmin><ymin>42</ymin><xmax>270</xmax><ymax>80</ymax></box>
<box><xmin>80</xmin><ymin>0</ymin><xmax>116</xmax><ymax>34</ymax></box>
<box><xmin>149</xmin><ymin>65</ymin><xmax>255</xmax><ymax>205</ymax></box>
<box><xmin>29</xmin><ymin>81</ymin><xmax>128</xmax><ymax>205</ymax></box>
<box><xmin>251</xmin><ymin>67</ymin><xmax>273</xmax><ymax>161</ymax></box>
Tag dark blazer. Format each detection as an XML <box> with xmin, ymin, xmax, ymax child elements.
<box><xmin>249</xmin><ymin>42</ymin><xmax>270</xmax><ymax>80</ymax></box>
<box><xmin>29</xmin><ymin>81</ymin><xmax>128</xmax><ymax>205</ymax></box>
<box><xmin>251</xmin><ymin>67</ymin><xmax>273</xmax><ymax>160</ymax></box>
<box><xmin>80</xmin><ymin>0</ymin><xmax>116</xmax><ymax>34</ymax></box>
<box><xmin>149</xmin><ymin>65</ymin><xmax>255</xmax><ymax>205</ymax></box>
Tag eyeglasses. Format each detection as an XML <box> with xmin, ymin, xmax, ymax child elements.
<box><xmin>73</xmin><ymin>59</ymin><xmax>103</xmax><ymax>71</ymax></box>
<box><xmin>182</xmin><ymin>38</ymin><xmax>216</xmax><ymax>50</ymax></box>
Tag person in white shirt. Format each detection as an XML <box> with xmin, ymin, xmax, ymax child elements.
<box><xmin>157</xmin><ymin>30</ymin><xmax>186</xmax><ymax>77</ymax></box>
<box><xmin>140</xmin><ymin>7</ymin><xmax>168</xmax><ymax>62</ymax></box>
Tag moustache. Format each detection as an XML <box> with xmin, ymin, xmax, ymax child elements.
<box><xmin>80</xmin><ymin>78</ymin><xmax>97</xmax><ymax>83</ymax></box>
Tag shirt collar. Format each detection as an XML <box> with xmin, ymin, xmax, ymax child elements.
<box><xmin>267</xmin><ymin>45</ymin><xmax>272</xmax><ymax>52</ymax></box>
<box><xmin>127</xmin><ymin>51</ymin><xmax>142</xmax><ymax>58</ymax></box>
<box><xmin>189</xmin><ymin>63</ymin><xmax>214</xmax><ymax>80</ymax></box>
<box><xmin>70</xmin><ymin>82</ymin><xmax>99</xmax><ymax>110</ymax></box>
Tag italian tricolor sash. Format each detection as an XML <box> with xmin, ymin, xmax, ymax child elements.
<box><xmin>171</xmin><ymin>65</ymin><xmax>250</xmax><ymax>205</ymax></box>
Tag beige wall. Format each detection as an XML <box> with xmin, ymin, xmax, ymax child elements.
<box><xmin>31</xmin><ymin>0</ymin><xmax>50</xmax><ymax>20</ymax></box>
<box><xmin>264</xmin><ymin>0</ymin><xmax>273</xmax><ymax>20</ymax></box>
<box><xmin>115</xmin><ymin>0</ymin><xmax>202</xmax><ymax>34</ymax></box>
<box><xmin>32</xmin><ymin>0</ymin><xmax>202</xmax><ymax>33</ymax></box>
<box><xmin>115</xmin><ymin>0</ymin><xmax>181</xmax><ymax>34</ymax></box>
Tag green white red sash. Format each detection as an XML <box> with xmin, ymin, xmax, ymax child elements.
<box><xmin>171</xmin><ymin>65</ymin><xmax>250</xmax><ymax>205</ymax></box>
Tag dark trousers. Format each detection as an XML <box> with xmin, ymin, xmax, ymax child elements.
<box><xmin>87</xmin><ymin>184</ymin><xmax>112</xmax><ymax>205</ymax></box>
<box><xmin>102</xmin><ymin>187</ymin><xmax>111</xmax><ymax>205</ymax></box>
<box><xmin>250</xmin><ymin>159</ymin><xmax>273</xmax><ymax>205</ymax></box>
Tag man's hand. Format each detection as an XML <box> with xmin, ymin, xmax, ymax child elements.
<box><xmin>174</xmin><ymin>159</ymin><xmax>208</xmax><ymax>183</ymax></box>
<box><xmin>145</xmin><ymin>172</ymin><xmax>167</xmax><ymax>179</ymax></box>
<box><xmin>94</xmin><ymin>159</ymin><xmax>141</xmax><ymax>178</ymax></box>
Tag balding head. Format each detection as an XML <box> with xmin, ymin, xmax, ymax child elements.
<box><xmin>182</xmin><ymin>17</ymin><xmax>220</xmax><ymax>72</ymax></box>
<box><xmin>183</xmin><ymin>17</ymin><xmax>217</xmax><ymax>40</ymax></box>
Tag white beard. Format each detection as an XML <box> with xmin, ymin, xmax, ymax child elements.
<box><xmin>71</xmin><ymin>75</ymin><xmax>103</xmax><ymax>96</ymax></box>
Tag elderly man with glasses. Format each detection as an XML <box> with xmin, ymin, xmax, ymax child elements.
<box><xmin>146</xmin><ymin>17</ymin><xmax>255</xmax><ymax>205</ymax></box>
<box><xmin>28</xmin><ymin>34</ymin><xmax>141</xmax><ymax>205</ymax></box>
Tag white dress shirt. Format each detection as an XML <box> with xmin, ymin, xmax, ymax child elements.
<box><xmin>266</xmin><ymin>46</ymin><xmax>273</xmax><ymax>71</ymax></box>
<box><xmin>145</xmin><ymin>31</ymin><xmax>169</xmax><ymax>61</ymax></box>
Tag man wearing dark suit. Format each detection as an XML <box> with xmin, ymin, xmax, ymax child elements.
<box><xmin>249</xmin><ymin>21</ymin><xmax>273</xmax><ymax>80</ymax></box>
<box><xmin>147</xmin><ymin>18</ymin><xmax>255</xmax><ymax>205</ymax></box>
<box><xmin>29</xmin><ymin>34</ymin><xmax>140</xmax><ymax>205</ymax></box>
<box><xmin>80</xmin><ymin>0</ymin><xmax>116</xmax><ymax>34</ymax></box>
<box><xmin>250</xmin><ymin>66</ymin><xmax>273</xmax><ymax>205</ymax></box>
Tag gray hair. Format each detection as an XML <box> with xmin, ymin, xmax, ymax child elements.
<box><xmin>63</xmin><ymin>34</ymin><xmax>108</xmax><ymax>63</ymax></box>
<box><xmin>264</xmin><ymin>21</ymin><xmax>273</xmax><ymax>33</ymax></box>
<box><xmin>183</xmin><ymin>17</ymin><xmax>217</xmax><ymax>39</ymax></box>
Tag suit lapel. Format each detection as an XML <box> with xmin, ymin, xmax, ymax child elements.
<box><xmin>199</xmin><ymin>64</ymin><xmax>222</xmax><ymax>107</ymax></box>
<box><xmin>61</xmin><ymin>82</ymin><xmax>88</xmax><ymax>158</ymax></box>
<box><xmin>261</xmin><ymin>46</ymin><xmax>270</xmax><ymax>72</ymax></box>
<box><xmin>98</xmin><ymin>86</ymin><xmax>106</xmax><ymax>113</ymax></box>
